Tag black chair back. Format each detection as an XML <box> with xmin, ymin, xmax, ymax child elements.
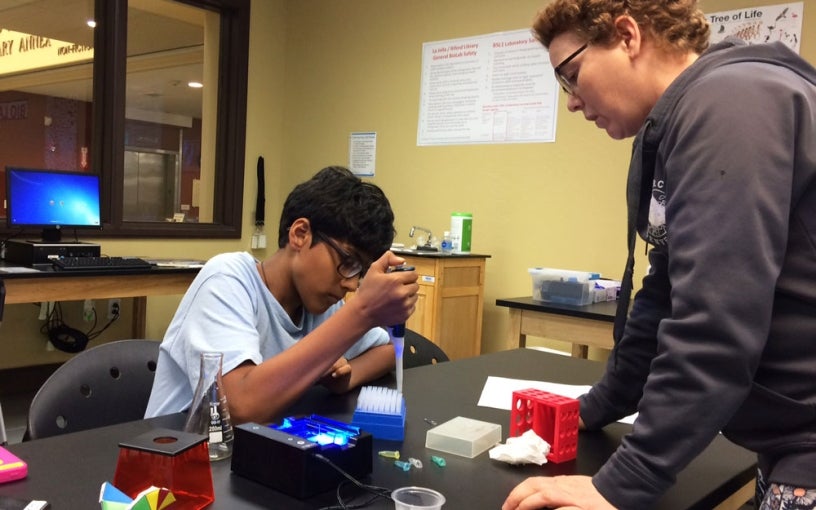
<box><xmin>25</xmin><ymin>339</ymin><xmax>160</xmax><ymax>441</ymax></box>
<box><xmin>403</xmin><ymin>329</ymin><xmax>450</xmax><ymax>368</ymax></box>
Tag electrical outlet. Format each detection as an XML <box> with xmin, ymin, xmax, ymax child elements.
<box><xmin>83</xmin><ymin>299</ymin><xmax>95</xmax><ymax>322</ymax></box>
<box><xmin>39</xmin><ymin>301</ymin><xmax>54</xmax><ymax>320</ymax></box>
<box><xmin>251</xmin><ymin>231</ymin><xmax>267</xmax><ymax>250</ymax></box>
<box><xmin>107</xmin><ymin>298</ymin><xmax>121</xmax><ymax>319</ymax></box>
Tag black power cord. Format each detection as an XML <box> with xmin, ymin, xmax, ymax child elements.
<box><xmin>47</xmin><ymin>323</ymin><xmax>89</xmax><ymax>353</ymax></box>
<box><xmin>312</xmin><ymin>453</ymin><xmax>393</xmax><ymax>510</ymax></box>
<box><xmin>41</xmin><ymin>301</ymin><xmax>120</xmax><ymax>353</ymax></box>
<box><xmin>42</xmin><ymin>302</ymin><xmax>88</xmax><ymax>353</ymax></box>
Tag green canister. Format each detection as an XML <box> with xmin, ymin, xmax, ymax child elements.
<box><xmin>450</xmin><ymin>212</ymin><xmax>472</xmax><ymax>253</ymax></box>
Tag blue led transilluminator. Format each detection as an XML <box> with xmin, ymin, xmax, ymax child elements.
<box><xmin>270</xmin><ymin>415</ymin><xmax>361</xmax><ymax>448</ymax></box>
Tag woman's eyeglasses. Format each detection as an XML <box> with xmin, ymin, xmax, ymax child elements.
<box><xmin>314</xmin><ymin>231</ymin><xmax>365</xmax><ymax>279</ymax></box>
<box><xmin>553</xmin><ymin>43</ymin><xmax>588</xmax><ymax>96</ymax></box>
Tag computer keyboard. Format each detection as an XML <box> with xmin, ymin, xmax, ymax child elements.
<box><xmin>52</xmin><ymin>256</ymin><xmax>154</xmax><ymax>271</ymax></box>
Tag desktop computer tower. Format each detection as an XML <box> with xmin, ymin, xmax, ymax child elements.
<box><xmin>4</xmin><ymin>239</ymin><xmax>101</xmax><ymax>267</ymax></box>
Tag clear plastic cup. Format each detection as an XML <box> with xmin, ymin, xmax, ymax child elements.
<box><xmin>392</xmin><ymin>486</ymin><xmax>446</xmax><ymax>510</ymax></box>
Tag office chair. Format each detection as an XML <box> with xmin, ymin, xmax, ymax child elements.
<box><xmin>24</xmin><ymin>339</ymin><xmax>160</xmax><ymax>441</ymax></box>
<box><xmin>403</xmin><ymin>328</ymin><xmax>450</xmax><ymax>368</ymax></box>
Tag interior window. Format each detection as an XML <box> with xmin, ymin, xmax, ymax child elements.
<box><xmin>124</xmin><ymin>0</ymin><xmax>214</xmax><ymax>224</ymax></box>
<box><xmin>0</xmin><ymin>0</ymin><xmax>247</xmax><ymax>239</ymax></box>
<box><xmin>0</xmin><ymin>0</ymin><xmax>95</xmax><ymax>185</ymax></box>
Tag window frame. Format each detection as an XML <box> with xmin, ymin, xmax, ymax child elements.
<box><xmin>89</xmin><ymin>0</ymin><xmax>249</xmax><ymax>239</ymax></box>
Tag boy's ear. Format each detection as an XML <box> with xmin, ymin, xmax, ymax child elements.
<box><xmin>288</xmin><ymin>217</ymin><xmax>311</xmax><ymax>250</ymax></box>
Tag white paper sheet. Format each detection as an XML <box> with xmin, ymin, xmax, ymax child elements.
<box><xmin>0</xmin><ymin>266</ymin><xmax>41</xmax><ymax>273</ymax></box>
<box><xmin>478</xmin><ymin>375</ymin><xmax>637</xmax><ymax>424</ymax></box>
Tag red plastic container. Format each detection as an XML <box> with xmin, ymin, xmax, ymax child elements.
<box><xmin>510</xmin><ymin>388</ymin><xmax>580</xmax><ymax>463</ymax></box>
<box><xmin>113</xmin><ymin>428</ymin><xmax>214</xmax><ymax>509</ymax></box>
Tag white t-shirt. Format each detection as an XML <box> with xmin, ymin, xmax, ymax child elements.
<box><xmin>144</xmin><ymin>251</ymin><xmax>388</xmax><ymax>418</ymax></box>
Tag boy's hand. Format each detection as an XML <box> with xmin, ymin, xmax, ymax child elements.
<box><xmin>352</xmin><ymin>252</ymin><xmax>419</xmax><ymax>328</ymax></box>
<box><xmin>318</xmin><ymin>356</ymin><xmax>353</xmax><ymax>393</ymax></box>
<box><xmin>323</xmin><ymin>356</ymin><xmax>351</xmax><ymax>378</ymax></box>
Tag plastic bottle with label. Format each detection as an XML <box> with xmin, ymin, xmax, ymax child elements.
<box><xmin>450</xmin><ymin>212</ymin><xmax>473</xmax><ymax>253</ymax></box>
<box><xmin>441</xmin><ymin>231</ymin><xmax>453</xmax><ymax>253</ymax></box>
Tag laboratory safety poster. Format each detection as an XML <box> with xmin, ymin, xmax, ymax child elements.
<box><xmin>417</xmin><ymin>29</ymin><xmax>559</xmax><ymax>146</ymax></box>
<box><xmin>707</xmin><ymin>2</ymin><xmax>803</xmax><ymax>53</ymax></box>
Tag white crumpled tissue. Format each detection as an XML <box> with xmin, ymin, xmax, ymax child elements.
<box><xmin>488</xmin><ymin>429</ymin><xmax>551</xmax><ymax>465</ymax></box>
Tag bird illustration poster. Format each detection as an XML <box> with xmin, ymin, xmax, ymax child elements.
<box><xmin>707</xmin><ymin>2</ymin><xmax>803</xmax><ymax>53</ymax></box>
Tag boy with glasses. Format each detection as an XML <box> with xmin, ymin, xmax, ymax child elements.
<box><xmin>146</xmin><ymin>166</ymin><xmax>418</xmax><ymax>425</ymax></box>
<box><xmin>504</xmin><ymin>1</ymin><xmax>816</xmax><ymax>509</ymax></box>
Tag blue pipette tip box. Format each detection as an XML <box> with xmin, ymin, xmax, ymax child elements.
<box><xmin>351</xmin><ymin>386</ymin><xmax>406</xmax><ymax>441</ymax></box>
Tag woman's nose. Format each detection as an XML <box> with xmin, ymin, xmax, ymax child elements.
<box><xmin>567</xmin><ymin>94</ymin><xmax>584</xmax><ymax>112</ymax></box>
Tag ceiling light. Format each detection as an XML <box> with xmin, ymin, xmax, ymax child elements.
<box><xmin>86</xmin><ymin>19</ymin><xmax>96</xmax><ymax>28</ymax></box>
<box><xmin>188</xmin><ymin>81</ymin><xmax>203</xmax><ymax>89</ymax></box>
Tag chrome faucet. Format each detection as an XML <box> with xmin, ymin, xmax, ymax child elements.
<box><xmin>409</xmin><ymin>226</ymin><xmax>433</xmax><ymax>247</ymax></box>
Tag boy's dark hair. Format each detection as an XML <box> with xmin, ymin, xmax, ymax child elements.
<box><xmin>278</xmin><ymin>166</ymin><xmax>396</xmax><ymax>264</ymax></box>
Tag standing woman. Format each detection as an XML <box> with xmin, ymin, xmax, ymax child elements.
<box><xmin>505</xmin><ymin>1</ymin><xmax>816</xmax><ymax>509</ymax></box>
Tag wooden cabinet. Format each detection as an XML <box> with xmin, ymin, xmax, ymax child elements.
<box><xmin>398</xmin><ymin>252</ymin><xmax>489</xmax><ymax>360</ymax></box>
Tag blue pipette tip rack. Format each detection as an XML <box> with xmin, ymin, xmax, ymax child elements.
<box><xmin>351</xmin><ymin>386</ymin><xmax>406</xmax><ymax>441</ymax></box>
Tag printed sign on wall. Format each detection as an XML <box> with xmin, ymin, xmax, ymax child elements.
<box><xmin>707</xmin><ymin>2</ymin><xmax>803</xmax><ymax>53</ymax></box>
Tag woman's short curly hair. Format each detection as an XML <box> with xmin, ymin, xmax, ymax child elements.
<box><xmin>533</xmin><ymin>0</ymin><xmax>710</xmax><ymax>54</ymax></box>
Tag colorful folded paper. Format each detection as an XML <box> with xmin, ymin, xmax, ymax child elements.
<box><xmin>99</xmin><ymin>482</ymin><xmax>176</xmax><ymax>510</ymax></box>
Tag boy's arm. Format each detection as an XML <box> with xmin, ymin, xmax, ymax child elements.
<box><xmin>222</xmin><ymin>252</ymin><xmax>416</xmax><ymax>424</ymax></box>
<box><xmin>319</xmin><ymin>343</ymin><xmax>395</xmax><ymax>394</ymax></box>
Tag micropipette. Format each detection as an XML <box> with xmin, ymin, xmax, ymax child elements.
<box><xmin>389</xmin><ymin>322</ymin><xmax>405</xmax><ymax>393</ymax></box>
<box><xmin>388</xmin><ymin>265</ymin><xmax>414</xmax><ymax>394</ymax></box>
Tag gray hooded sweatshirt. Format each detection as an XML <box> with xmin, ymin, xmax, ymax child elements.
<box><xmin>581</xmin><ymin>38</ymin><xmax>816</xmax><ymax>508</ymax></box>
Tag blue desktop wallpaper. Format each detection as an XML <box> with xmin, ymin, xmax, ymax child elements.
<box><xmin>7</xmin><ymin>169</ymin><xmax>101</xmax><ymax>228</ymax></box>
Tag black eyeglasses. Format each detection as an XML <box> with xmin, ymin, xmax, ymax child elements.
<box><xmin>553</xmin><ymin>43</ymin><xmax>588</xmax><ymax>96</ymax></box>
<box><xmin>314</xmin><ymin>231</ymin><xmax>365</xmax><ymax>279</ymax></box>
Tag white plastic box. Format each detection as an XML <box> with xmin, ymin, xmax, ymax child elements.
<box><xmin>591</xmin><ymin>279</ymin><xmax>621</xmax><ymax>302</ymax></box>
<box><xmin>425</xmin><ymin>416</ymin><xmax>502</xmax><ymax>458</ymax></box>
<box><xmin>528</xmin><ymin>267</ymin><xmax>600</xmax><ymax>306</ymax></box>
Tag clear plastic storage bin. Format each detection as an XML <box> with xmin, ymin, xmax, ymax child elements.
<box><xmin>528</xmin><ymin>267</ymin><xmax>598</xmax><ymax>306</ymax></box>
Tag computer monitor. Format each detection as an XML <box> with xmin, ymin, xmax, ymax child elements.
<box><xmin>5</xmin><ymin>167</ymin><xmax>102</xmax><ymax>243</ymax></box>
